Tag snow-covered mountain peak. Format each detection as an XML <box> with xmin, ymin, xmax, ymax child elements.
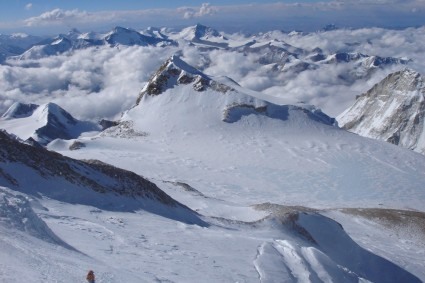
<box><xmin>0</xmin><ymin>102</ymin><xmax>100</xmax><ymax>145</ymax></box>
<box><xmin>193</xmin><ymin>23</ymin><xmax>221</xmax><ymax>39</ymax></box>
<box><xmin>104</xmin><ymin>26</ymin><xmax>143</xmax><ymax>45</ymax></box>
<box><xmin>111</xmin><ymin>26</ymin><xmax>134</xmax><ymax>34</ymax></box>
<box><xmin>167</xmin><ymin>54</ymin><xmax>206</xmax><ymax>77</ymax></box>
<box><xmin>125</xmin><ymin>55</ymin><xmax>337</xmax><ymax>140</ymax></box>
<box><xmin>63</xmin><ymin>28</ymin><xmax>82</xmax><ymax>40</ymax></box>
<box><xmin>104</xmin><ymin>26</ymin><xmax>172</xmax><ymax>47</ymax></box>
<box><xmin>34</xmin><ymin>102</ymin><xmax>77</xmax><ymax>124</ymax></box>
<box><xmin>383</xmin><ymin>68</ymin><xmax>423</xmax><ymax>92</ymax></box>
<box><xmin>78</xmin><ymin>31</ymin><xmax>99</xmax><ymax>40</ymax></box>
<box><xmin>1</xmin><ymin>102</ymin><xmax>39</xmax><ymax>119</ymax></box>
<box><xmin>338</xmin><ymin>68</ymin><xmax>425</xmax><ymax>153</ymax></box>
<box><xmin>140</xmin><ymin>26</ymin><xmax>169</xmax><ymax>40</ymax></box>
<box><xmin>136</xmin><ymin>55</ymin><xmax>232</xmax><ymax>104</ymax></box>
<box><xmin>178</xmin><ymin>23</ymin><xmax>222</xmax><ymax>41</ymax></box>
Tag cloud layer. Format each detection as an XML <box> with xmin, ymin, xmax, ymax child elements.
<box><xmin>1</xmin><ymin>46</ymin><xmax>177</xmax><ymax>120</ymax></box>
<box><xmin>0</xmin><ymin>26</ymin><xmax>424</xmax><ymax>121</ymax></box>
<box><xmin>25</xmin><ymin>9</ymin><xmax>88</xmax><ymax>27</ymax></box>
<box><xmin>182</xmin><ymin>3</ymin><xmax>217</xmax><ymax>20</ymax></box>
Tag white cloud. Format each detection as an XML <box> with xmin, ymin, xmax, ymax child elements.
<box><xmin>25</xmin><ymin>8</ymin><xmax>89</xmax><ymax>26</ymax></box>
<box><xmin>25</xmin><ymin>3</ymin><xmax>33</xmax><ymax>11</ymax></box>
<box><xmin>182</xmin><ymin>3</ymin><xmax>218</xmax><ymax>20</ymax></box>
<box><xmin>1</xmin><ymin>26</ymin><xmax>425</xmax><ymax>121</ymax></box>
<box><xmin>0</xmin><ymin>46</ymin><xmax>177</xmax><ymax>120</ymax></box>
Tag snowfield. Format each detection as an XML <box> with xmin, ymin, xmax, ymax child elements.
<box><xmin>0</xmin><ymin>25</ymin><xmax>425</xmax><ymax>282</ymax></box>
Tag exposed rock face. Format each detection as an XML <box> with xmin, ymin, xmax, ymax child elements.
<box><xmin>69</xmin><ymin>140</ymin><xmax>85</xmax><ymax>150</ymax></box>
<box><xmin>338</xmin><ymin>69</ymin><xmax>425</xmax><ymax>154</ymax></box>
<box><xmin>136</xmin><ymin>55</ymin><xmax>234</xmax><ymax>105</ymax></box>
<box><xmin>0</xmin><ymin>130</ymin><xmax>176</xmax><ymax>204</ymax></box>
<box><xmin>99</xmin><ymin>119</ymin><xmax>120</xmax><ymax>130</ymax></box>
<box><xmin>100</xmin><ymin>121</ymin><xmax>147</xmax><ymax>138</ymax></box>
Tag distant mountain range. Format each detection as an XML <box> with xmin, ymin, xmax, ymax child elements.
<box><xmin>0</xmin><ymin>24</ymin><xmax>423</xmax><ymax>155</ymax></box>
<box><xmin>0</xmin><ymin>24</ymin><xmax>408</xmax><ymax>78</ymax></box>
<box><xmin>2</xmin><ymin>54</ymin><xmax>424</xmax><ymax>156</ymax></box>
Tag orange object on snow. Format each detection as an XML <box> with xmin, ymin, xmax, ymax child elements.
<box><xmin>86</xmin><ymin>270</ymin><xmax>95</xmax><ymax>283</ymax></box>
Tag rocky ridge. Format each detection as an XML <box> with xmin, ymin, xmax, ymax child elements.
<box><xmin>136</xmin><ymin>55</ymin><xmax>234</xmax><ymax>105</ymax></box>
<box><xmin>338</xmin><ymin>69</ymin><xmax>425</xmax><ymax>154</ymax></box>
<box><xmin>0</xmin><ymin>130</ymin><xmax>175</xmax><ymax>205</ymax></box>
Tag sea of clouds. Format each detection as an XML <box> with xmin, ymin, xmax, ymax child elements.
<box><xmin>1</xmin><ymin>26</ymin><xmax>424</xmax><ymax>121</ymax></box>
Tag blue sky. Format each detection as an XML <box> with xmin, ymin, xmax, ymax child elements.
<box><xmin>0</xmin><ymin>1</ymin><xmax>424</xmax><ymax>34</ymax></box>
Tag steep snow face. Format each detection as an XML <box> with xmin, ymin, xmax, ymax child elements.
<box><xmin>0</xmin><ymin>102</ymin><xmax>100</xmax><ymax>145</ymax></box>
<box><xmin>338</xmin><ymin>69</ymin><xmax>425</xmax><ymax>154</ymax></box>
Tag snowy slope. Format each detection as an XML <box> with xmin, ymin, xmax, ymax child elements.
<box><xmin>53</xmin><ymin>56</ymin><xmax>425</xmax><ymax>212</ymax></box>
<box><xmin>0</xmin><ymin>102</ymin><xmax>101</xmax><ymax>145</ymax></box>
<box><xmin>1</xmin><ymin>183</ymin><xmax>423</xmax><ymax>282</ymax></box>
<box><xmin>0</xmin><ymin>58</ymin><xmax>424</xmax><ymax>282</ymax></box>
<box><xmin>338</xmin><ymin>69</ymin><xmax>425</xmax><ymax>154</ymax></box>
<box><xmin>0</xmin><ymin>130</ymin><xmax>202</xmax><ymax>222</ymax></box>
<box><xmin>1</xmin><ymin>31</ymin><xmax>425</xmax><ymax>282</ymax></box>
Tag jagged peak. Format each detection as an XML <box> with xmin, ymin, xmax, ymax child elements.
<box><xmin>338</xmin><ymin>68</ymin><xmax>425</xmax><ymax>153</ymax></box>
<box><xmin>33</xmin><ymin>102</ymin><xmax>77</xmax><ymax>125</ymax></box>
<box><xmin>166</xmin><ymin>55</ymin><xmax>207</xmax><ymax>77</ymax></box>
<box><xmin>136</xmin><ymin>55</ymin><xmax>233</xmax><ymax>105</ymax></box>
<box><xmin>193</xmin><ymin>23</ymin><xmax>219</xmax><ymax>37</ymax></box>
<box><xmin>366</xmin><ymin>68</ymin><xmax>424</xmax><ymax>95</ymax></box>
<box><xmin>179</xmin><ymin>24</ymin><xmax>221</xmax><ymax>41</ymax></box>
